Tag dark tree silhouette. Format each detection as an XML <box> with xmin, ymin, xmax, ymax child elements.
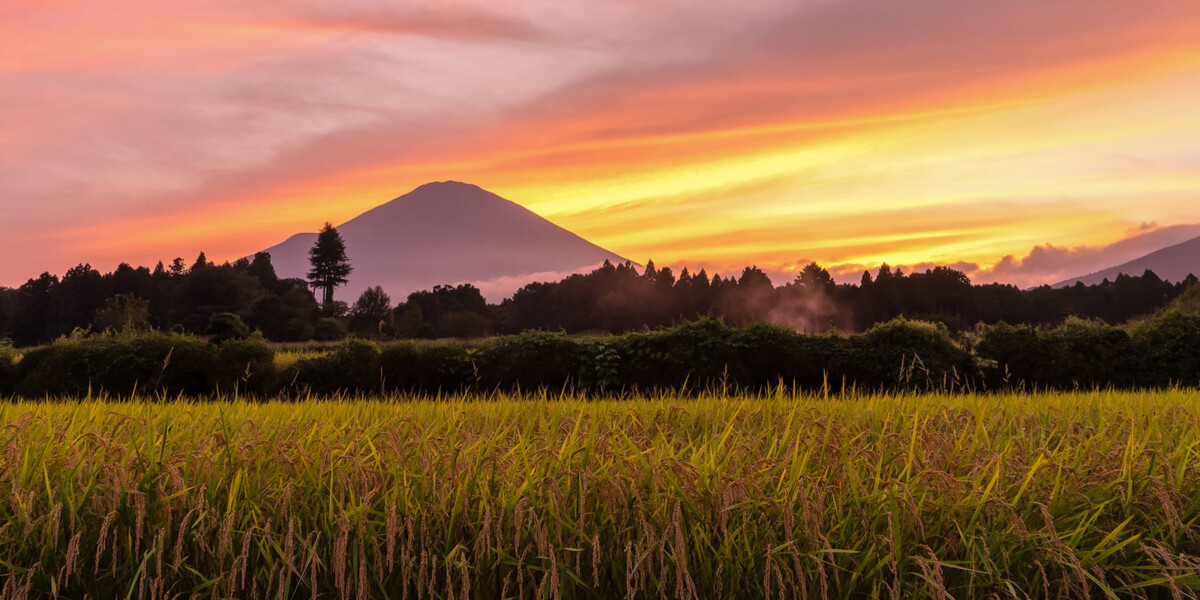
<box><xmin>395</xmin><ymin>284</ymin><xmax>488</xmax><ymax>338</ymax></box>
<box><xmin>1</xmin><ymin>245</ymin><xmax>1195</xmax><ymax>347</ymax></box>
<box><xmin>307</xmin><ymin>223</ymin><xmax>353</xmax><ymax>306</ymax></box>
<box><xmin>168</xmin><ymin>257</ymin><xmax>187</xmax><ymax>277</ymax></box>
<box><xmin>350</xmin><ymin>286</ymin><xmax>392</xmax><ymax>336</ymax></box>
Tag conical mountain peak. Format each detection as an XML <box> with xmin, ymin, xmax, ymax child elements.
<box><xmin>261</xmin><ymin>183</ymin><xmax>627</xmax><ymax>302</ymax></box>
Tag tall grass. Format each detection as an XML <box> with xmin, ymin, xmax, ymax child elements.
<box><xmin>1</xmin><ymin>391</ymin><xmax>1198</xmax><ymax>598</ymax></box>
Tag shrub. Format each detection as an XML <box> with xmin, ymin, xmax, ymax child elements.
<box><xmin>205</xmin><ymin>312</ymin><xmax>250</xmax><ymax>343</ymax></box>
<box><xmin>976</xmin><ymin>323</ymin><xmax>1047</xmax><ymax>389</ymax></box>
<box><xmin>1127</xmin><ymin>310</ymin><xmax>1200</xmax><ymax>387</ymax></box>
<box><xmin>283</xmin><ymin>338</ymin><xmax>381</xmax><ymax>395</ymax></box>
<box><xmin>438</xmin><ymin>311</ymin><xmax>491</xmax><ymax>338</ymax></box>
<box><xmin>93</xmin><ymin>294</ymin><xmax>153</xmax><ymax>334</ymax></box>
<box><xmin>16</xmin><ymin>332</ymin><xmax>214</xmax><ymax>397</ymax></box>
<box><xmin>313</xmin><ymin>317</ymin><xmax>347</xmax><ymax>341</ymax></box>
<box><xmin>606</xmin><ymin>319</ymin><xmax>742</xmax><ymax>392</ymax></box>
<box><xmin>332</xmin><ymin>338</ymin><xmax>382</xmax><ymax>391</ymax></box>
<box><xmin>378</xmin><ymin>342</ymin><xmax>422</xmax><ymax>391</ymax></box>
<box><xmin>732</xmin><ymin>324</ymin><xmax>850</xmax><ymax>392</ymax></box>
<box><xmin>978</xmin><ymin>317</ymin><xmax>1137</xmax><ymax>390</ymax></box>
<box><xmin>0</xmin><ymin>340</ymin><xmax>17</xmax><ymax>396</ymax></box>
<box><xmin>380</xmin><ymin>343</ymin><xmax>474</xmax><ymax>395</ymax></box>
<box><xmin>848</xmin><ymin>318</ymin><xmax>976</xmax><ymax>390</ymax></box>
<box><xmin>283</xmin><ymin>317</ymin><xmax>316</xmax><ymax>342</ymax></box>
<box><xmin>211</xmin><ymin>336</ymin><xmax>276</xmax><ymax>394</ymax></box>
<box><xmin>474</xmin><ymin>331</ymin><xmax>582</xmax><ymax>391</ymax></box>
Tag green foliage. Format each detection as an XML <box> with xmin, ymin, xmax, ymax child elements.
<box><xmin>980</xmin><ymin>317</ymin><xmax>1139</xmax><ymax>389</ymax></box>
<box><xmin>210</xmin><ymin>336</ymin><xmax>276</xmax><ymax>394</ymax></box>
<box><xmin>16</xmin><ymin>332</ymin><xmax>214</xmax><ymax>396</ymax></box>
<box><xmin>92</xmin><ymin>293</ymin><xmax>152</xmax><ymax>334</ymax></box>
<box><xmin>1127</xmin><ymin>309</ymin><xmax>1200</xmax><ymax>387</ymax></box>
<box><xmin>284</xmin><ymin>338</ymin><xmax>381</xmax><ymax>395</ymax></box>
<box><xmin>438</xmin><ymin>310</ymin><xmax>491</xmax><ymax>338</ymax></box>
<box><xmin>473</xmin><ymin>330</ymin><xmax>582</xmax><ymax>391</ymax></box>
<box><xmin>333</xmin><ymin>338</ymin><xmax>382</xmax><ymax>390</ymax></box>
<box><xmin>394</xmin><ymin>303</ymin><xmax>426</xmax><ymax>338</ymax></box>
<box><xmin>10</xmin><ymin>313</ymin><xmax>1200</xmax><ymax>398</ymax></box>
<box><xmin>0</xmin><ymin>339</ymin><xmax>16</xmax><ymax>396</ymax></box>
<box><xmin>379</xmin><ymin>342</ymin><xmax>474</xmax><ymax>394</ymax></box>
<box><xmin>730</xmin><ymin>322</ymin><xmax>848</xmax><ymax>390</ymax></box>
<box><xmin>204</xmin><ymin>312</ymin><xmax>250</xmax><ymax>343</ymax></box>
<box><xmin>282</xmin><ymin>315</ymin><xmax>316</xmax><ymax>341</ymax></box>
<box><xmin>307</xmin><ymin>222</ymin><xmax>353</xmax><ymax>305</ymax></box>
<box><xmin>313</xmin><ymin>317</ymin><xmax>347</xmax><ymax>341</ymax></box>
<box><xmin>1157</xmin><ymin>278</ymin><xmax>1200</xmax><ymax>316</ymax></box>
<box><xmin>397</xmin><ymin>284</ymin><xmax>489</xmax><ymax>338</ymax></box>
<box><xmin>604</xmin><ymin>318</ymin><xmax>745</xmax><ymax>391</ymax></box>
<box><xmin>848</xmin><ymin>318</ymin><xmax>975</xmax><ymax>390</ymax></box>
<box><xmin>348</xmin><ymin>285</ymin><xmax>392</xmax><ymax>337</ymax></box>
<box><xmin>373</xmin><ymin>317</ymin><xmax>978</xmax><ymax>395</ymax></box>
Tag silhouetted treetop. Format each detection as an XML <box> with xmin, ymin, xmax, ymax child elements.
<box><xmin>307</xmin><ymin>223</ymin><xmax>353</xmax><ymax>306</ymax></box>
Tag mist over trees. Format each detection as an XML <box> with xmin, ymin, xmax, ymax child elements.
<box><xmin>0</xmin><ymin>253</ymin><xmax>1193</xmax><ymax>347</ymax></box>
<box><xmin>492</xmin><ymin>260</ymin><xmax>1191</xmax><ymax>335</ymax></box>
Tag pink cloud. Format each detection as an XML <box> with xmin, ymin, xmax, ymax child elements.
<box><xmin>3</xmin><ymin>0</ymin><xmax>1200</xmax><ymax>286</ymax></box>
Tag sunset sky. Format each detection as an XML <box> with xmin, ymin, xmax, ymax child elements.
<box><xmin>3</xmin><ymin>0</ymin><xmax>1200</xmax><ymax>289</ymax></box>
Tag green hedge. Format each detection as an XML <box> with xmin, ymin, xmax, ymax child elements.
<box><xmin>274</xmin><ymin>318</ymin><xmax>980</xmax><ymax>395</ymax></box>
<box><xmin>11</xmin><ymin>332</ymin><xmax>276</xmax><ymax>397</ymax></box>
<box><xmin>278</xmin><ymin>315</ymin><xmax>1199</xmax><ymax>395</ymax></box>
<box><xmin>0</xmin><ymin>341</ymin><xmax>17</xmax><ymax>396</ymax></box>
<box><xmin>1127</xmin><ymin>310</ymin><xmax>1200</xmax><ymax>387</ymax></box>
<box><xmin>284</xmin><ymin>338</ymin><xmax>383</xmax><ymax>395</ymax></box>
<box><xmin>977</xmin><ymin>315</ymin><xmax>1200</xmax><ymax>390</ymax></box>
<box><xmin>6</xmin><ymin>314</ymin><xmax>1200</xmax><ymax>398</ymax></box>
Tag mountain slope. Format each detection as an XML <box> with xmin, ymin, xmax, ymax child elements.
<box><xmin>261</xmin><ymin>181</ymin><xmax>629</xmax><ymax>302</ymax></box>
<box><xmin>1054</xmin><ymin>234</ymin><xmax>1200</xmax><ymax>287</ymax></box>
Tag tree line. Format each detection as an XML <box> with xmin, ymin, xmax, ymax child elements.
<box><xmin>1</xmin><ymin>223</ymin><xmax>1193</xmax><ymax>347</ymax></box>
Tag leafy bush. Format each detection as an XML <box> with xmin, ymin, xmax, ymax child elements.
<box><xmin>732</xmin><ymin>324</ymin><xmax>850</xmax><ymax>391</ymax></box>
<box><xmin>976</xmin><ymin>323</ymin><xmax>1047</xmax><ymax>389</ymax></box>
<box><xmin>1127</xmin><ymin>310</ymin><xmax>1200</xmax><ymax>387</ymax></box>
<box><xmin>606</xmin><ymin>319</ymin><xmax>743</xmax><ymax>392</ymax></box>
<box><xmin>0</xmin><ymin>340</ymin><xmax>17</xmax><ymax>396</ymax></box>
<box><xmin>283</xmin><ymin>317</ymin><xmax>316</xmax><ymax>342</ymax></box>
<box><xmin>380</xmin><ymin>343</ymin><xmax>474</xmax><ymax>395</ymax></box>
<box><xmin>438</xmin><ymin>311</ymin><xmax>491</xmax><ymax>338</ymax></box>
<box><xmin>282</xmin><ymin>338</ymin><xmax>381</xmax><ymax>395</ymax></box>
<box><xmin>9</xmin><ymin>314</ymin><xmax>1200</xmax><ymax>398</ymax></box>
<box><xmin>205</xmin><ymin>312</ymin><xmax>251</xmax><ymax>343</ymax></box>
<box><xmin>211</xmin><ymin>336</ymin><xmax>276</xmax><ymax>394</ymax></box>
<box><xmin>333</xmin><ymin>338</ymin><xmax>383</xmax><ymax>391</ymax></box>
<box><xmin>847</xmin><ymin>318</ymin><xmax>976</xmax><ymax>390</ymax></box>
<box><xmin>313</xmin><ymin>317</ymin><xmax>347</xmax><ymax>341</ymax></box>
<box><xmin>16</xmin><ymin>332</ymin><xmax>213</xmax><ymax>397</ymax></box>
<box><xmin>377</xmin><ymin>342</ymin><xmax>422</xmax><ymax>391</ymax></box>
<box><xmin>473</xmin><ymin>331</ymin><xmax>582</xmax><ymax>391</ymax></box>
<box><xmin>979</xmin><ymin>317</ymin><xmax>1137</xmax><ymax>390</ymax></box>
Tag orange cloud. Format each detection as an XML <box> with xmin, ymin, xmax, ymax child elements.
<box><xmin>3</xmin><ymin>0</ymin><xmax>1200</xmax><ymax>291</ymax></box>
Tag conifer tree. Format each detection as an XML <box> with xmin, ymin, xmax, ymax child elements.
<box><xmin>307</xmin><ymin>222</ymin><xmax>353</xmax><ymax>306</ymax></box>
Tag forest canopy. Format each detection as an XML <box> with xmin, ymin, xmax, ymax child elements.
<box><xmin>0</xmin><ymin>253</ymin><xmax>1192</xmax><ymax>347</ymax></box>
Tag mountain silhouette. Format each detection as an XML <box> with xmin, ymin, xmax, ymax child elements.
<box><xmin>1054</xmin><ymin>234</ymin><xmax>1200</xmax><ymax>287</ymax></box>
<box><xmin>260</xmin><ymin>181</ymin><xmax>629</xmax><ymax>302</ymax></box>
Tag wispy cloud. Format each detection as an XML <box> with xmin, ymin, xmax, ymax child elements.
<box><xmin>3</xmin><ymin>0</ymin><xmax>1200</xmax><ymax>285</ymax></box>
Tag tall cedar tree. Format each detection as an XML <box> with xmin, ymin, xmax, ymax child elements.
<box><xmin>307</xmin><ymin>223</ymin><xmax>353</xmax><ymax>305</ymax></box>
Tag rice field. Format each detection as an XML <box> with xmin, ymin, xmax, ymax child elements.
<box><xmin>1</xmin><ymin>391</ymin><xmax>1199</xmax><ymax>599</ymax></box>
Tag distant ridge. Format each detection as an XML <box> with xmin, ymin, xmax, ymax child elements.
<box><xmin>1054</xmin><ymin>234</ymin><xmax>1200</xmax><ymax>287</ymax></box>
<box><xmin>260</xmin><ymin>181</ymin><xmax>630</xmax><ymax>302</ymax></box>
